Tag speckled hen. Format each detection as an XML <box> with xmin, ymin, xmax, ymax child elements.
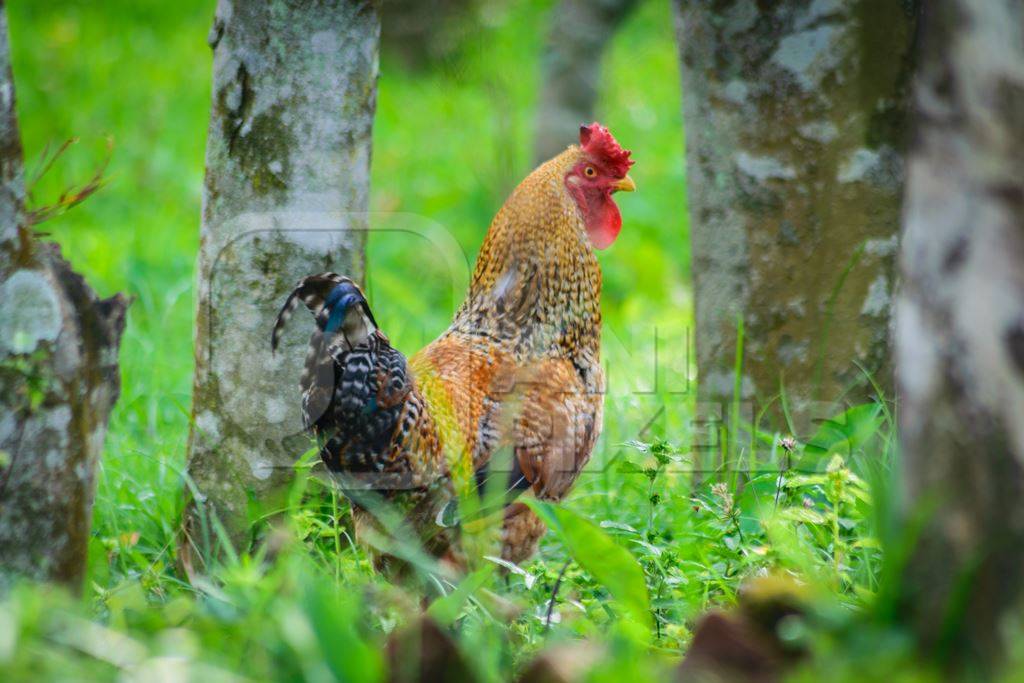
<box><xmin>272</xmin><ymin>123</ymin><xmax>635</xmax><ymax>570</ymax></box>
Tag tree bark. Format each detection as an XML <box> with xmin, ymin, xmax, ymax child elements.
<box><xmin>674</xmin><ymin>1</ymin><xmax>918</xmax><ymax>437</ymax></box>
<box><xmin>897</xmin><ymin>0</ymin><xmax>1024</xmax><ymax>669</ymax></box>
<box><xmin>533</xmin><ymin>0</ymin><xmax>639</xmax><ymax>164</ymax></box>
<box><xmin>0</xmin><ymin>3</ymin><xmax>128</xmax><ymax>589</ymax></box>
<box><xmin>183</xmin><ymin>0</ymin><xmax>380</xmax><ymax>563</ymax></box>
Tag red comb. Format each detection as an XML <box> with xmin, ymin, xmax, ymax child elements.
<box><xmin>579</xmin><ymin>122</ymin><xmax>634</xmax><ymax>178</ymax></box>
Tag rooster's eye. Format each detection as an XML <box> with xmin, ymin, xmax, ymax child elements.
<box><xmin>584</xmin><ymin>166</ymin><xmax>596</xmax><ymax>177</ymax></box>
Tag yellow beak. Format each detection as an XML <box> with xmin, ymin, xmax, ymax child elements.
<box><xmin>612</xmin><ymin>174</ymin><xmax>636</xmax><ymax>193</ymax></box>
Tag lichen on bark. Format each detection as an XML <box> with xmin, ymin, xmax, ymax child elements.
<box><xmin>674</xmin><ymin>0</ymin><xmax>919</xmax><ymax>438</ymax></box>
<box><xmin>183</xmin><ymin>0</ymin><xmax>380</xmax><ymax>564</ymax></box>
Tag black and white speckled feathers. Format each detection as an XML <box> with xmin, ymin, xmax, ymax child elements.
<box><xmin>311</xmin><ymin>330</ymin><xmax>411</xmax><ymax>474</ymax></box>
<box><xmin>272</xmin><ymin>274</ymin><xmax>413</xmax><ymax>477</ymax></box>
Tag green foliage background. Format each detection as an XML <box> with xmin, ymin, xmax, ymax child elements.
<box><xmin>0</xmin><ymin>1</ymin><xmax>929</xmax><ymax>681</ymax></box>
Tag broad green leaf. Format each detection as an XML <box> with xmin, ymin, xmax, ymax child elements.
<box><xmin>801</xmin><ymin>402</ymin><xmax>884</xmax><ymax>463</ymax></box>
<box><xmin>526</xmin><ymin>500</ymin><xmax>652</xmax><ymax>630</ymax></box>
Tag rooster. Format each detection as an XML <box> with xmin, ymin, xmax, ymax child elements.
<box><xmin>272</xmin><ymin>123</ymin><xmax>635</xmax><ymax>568</ymax></box>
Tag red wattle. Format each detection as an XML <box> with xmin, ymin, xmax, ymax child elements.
<box><xmin>588</xmin><ymin>199</ymin><xmax>621</xmax><ymax>250</ymax></box>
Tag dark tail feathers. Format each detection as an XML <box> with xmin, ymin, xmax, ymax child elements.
<box><xmin>271</xmin><ymin>272</ymin><xmax>371</xmax><ymax>352</ymax></box>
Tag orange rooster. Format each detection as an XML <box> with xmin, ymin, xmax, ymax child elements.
<box><xmin>272</xmin><ymin>123</ymin><xmax>634</xmax><ymax>569</ymax></box>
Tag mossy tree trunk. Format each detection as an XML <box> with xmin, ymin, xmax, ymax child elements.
<box><xmin>533</xmin><ymin>0</ymin><xmax>639</xmax><ymax>164</ymax></box>
<box><xmin>674</xmin><ymin>1</ymin><xmax>918</xmax><ymax>441</ymax></box>
<box><xmin>0</xmin><ymin>3</ymin><xmax>128</xmax><ymax>589</ymax></box>
<box><xmin>183</xmin><ymin>0</ymin><xmax>380</xmax><ymax>564</ymax></box>
<box><xmin>897</xmin><ymin>0</ymin><xmax>1024</xmax><ymax>670</ymax></box>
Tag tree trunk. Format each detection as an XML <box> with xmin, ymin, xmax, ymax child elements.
<box><xmin>897</xmin><ymin>0</ymin><xmax>1024</xmax><ymax>670</ymax></box>
<box><xmin>0</xmin><ymin>3</ymin><xmax>128</xmax><ymax>589</ymax></box>
<box><xmin>183</xmin><ymin>0</ymin><xmax>380</xmax><ymax>563</ymax></box>
<box><xmin>674</xmin><ymin>1</ymin><xmax>918</xmax><ymax>439</ymax></box>
<box><xmin>533</xmin><ymin>0</ymin><xmax>639</xmax><ymax>164</ymax></box>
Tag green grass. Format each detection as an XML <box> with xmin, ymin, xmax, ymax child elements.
<box><xmin>0</xmin><ymin>1</ymin><xmax>936</xmax><ymax>681</ymax></box>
